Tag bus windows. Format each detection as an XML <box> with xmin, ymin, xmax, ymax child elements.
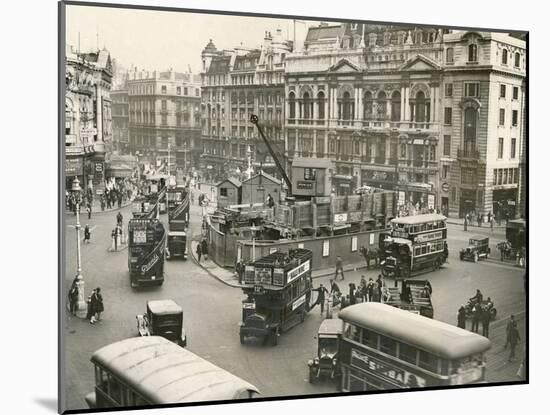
<box><xmin>344</xmin><ymin>323</ymin><xmax>361</xmax><ymax>342</ymax></box>
<box><xmin>418</xmin><ymin>349</ymin><xmax>439</xmax><ymax>373</ymax></box>
<box><xmin>107</xmin><ymin>373</ymin><xmax>124</xmax><ymax>405</ymax></box>
<box><xmin>360</xmin><ymin>329</ymin><xmax>378</xmax><ymax>349</ymax></box>
<box><xmin>95</xmin><ymin>365</ymin><xmax>108</xmax><ymax>394</ymax></box>
<box><xmin>398</xmin><ymin>342</ymin><xmax>418</xmax><ymax>365</ymax></box>
<box><xmin>379</xmin><ymin>335</ymin><xmax>397</xmax><ymax>357</ymax></box>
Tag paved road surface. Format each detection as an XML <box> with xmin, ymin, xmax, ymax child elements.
<box><xmin>62</xmin><ymin>202</ymin><xmax>525</xmax><ymax>410</ymax></box>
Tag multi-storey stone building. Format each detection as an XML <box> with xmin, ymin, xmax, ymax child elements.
<box><xmin>111</xmin><ymin>87</ymin><xmax>129</xmax><ymax>154</ymax></box>
<box><xmin>285</xmin><ymin>23</ymin><xmax>526</xmax><ymax>218</ymax></box>
<box><xmin>65</xmin><ymin>45</ymin><xmax>113</xmax><ymax>195</ymax></box>
<box><xmin>127</xmin><ymin>69</ymin><xmax>201</xmax><ymax>172</ymax></box>
<box><xmin>285</xmin><ymin>23</ymin><xmax>445</xmax><ymax>210</ymax></box>
<box><xmin>440</xmin><ymin>31</ymin><xmax>526</xmax><ymax>219</ymax></box>
<box><xmin>200</xmin><ymin>30</ymin><xmax>292</xmax><ymax>181</ymax></box>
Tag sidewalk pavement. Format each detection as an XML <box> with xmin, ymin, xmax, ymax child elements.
<box><xmin>65</xmin><ymin>197</ymin><xmax>134</xmax><ymax>216</ymax></box>
<box><xmin>446</xmin><ymin>217</ymin><xmax>507</xmax><ymax>229</ymax></box>
<box><xmin>189</xmin><ymin>240</ymin><xmax>369</xmax><ymax>288</ymax></box>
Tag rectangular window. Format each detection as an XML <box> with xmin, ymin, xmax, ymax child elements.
<box><xmin>461</xmin><ymin>168</ymin><xmax>476</xmax><ymax>185</ymax></box>
<box><xmin>498</xmin><ymin>137</ymin><xmax>504</xmax><ymax>159</ymax></box>
<box><xmin>220</xmin><ymin>188</ymin><xmax>228</xmax><ymax>197</ymax></box>
<box><xmin>498</xmin><ymin>169</ymin><xmax>503</xmax><ymax>185</ymax></box>
<box><xmin>513</xmin><ymin>86</ymin><xmax>519</xmax><ymax>100</ymax></box>
<box><xmin>419</xmin><ymin>350</ymin><xmax>439</xmax><ymax>373</ymax></box>
<box><xmin>176</xmin><ymin>86</ymin><xmax>181</xmax><ymax>95</ymax></box>
<box><xmin>161</xmin><ymin>100</ymin><xmax>167</xmax><ymax>110</ymax></box>
<box><xmin>500</xmin><ymin>84</ymin><xmax>506</xmax><ymax>98</ymax></box>
<box><xmin>512</xmin><ymin>110</ymin><xmax>518</xmax><ymax>126</ymax></box>
<box><xmin>499</xmin><ymin>109</ymin><xmax>505</xmax><ymax>126</ymax></box>
<box><xmin>503</xmin><ymin>169</ymin><xmax>508</xmax><ymax>184</ymax></box>
<box><xmin>511</xmin><ymin>138</ymin><xmax>516</xmax><ymax>158</ymax></box>
<box><xmin>464</xmin><ymin>82</ymin><xmax>480</xmax><ymax>97</ymax></box>
<box><xmin>442</xmin><ymin>165</ymin><xmax>449</xmax><ymax>179</ymax></box>
<box><xmin>161</xmin><ymin>85</ymin><xmax>167</xmax><ymax>94</ymax></box>
<box><xmin>443</xmin><ymin>135</ymin><xmax>451</xmax><ymax>156</ymax></box>
<box><xmin>195</xmin><ymin>89</ymin><xmax>199</xmax><ymax>97</ymax></box>
<box><xmin>444</xmin><ymin>107</ymin><xmax>452</xmax><ymax>125</ymax></box>
<box><xmin>445</xmin><ymin>83</ymin><xmax>453</xmax><ymax>97</ymax></box>
<box><xmin>515</xmin><ymin>52</ymin><xmax>521</xmax><ymax>67</ymax></box>
<box><xmin>514</xmin><ymin>168</ymin><xmax>519</xmax><ymax>184</ymax></box>
<box><xmin>493</xmin><ymin>169</ymin><xmax>497</xmax><ymax>185</ymax></box>
<box><xmin>161</xmin><ymin>114</ymin><xmax>167</xmax><ymax>126</ymax></box>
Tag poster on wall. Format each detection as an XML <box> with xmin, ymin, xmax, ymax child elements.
<box><xmin>59</xmin><ymin>2</ymin><xmax>528</xmax><ymax>414</ymax></box>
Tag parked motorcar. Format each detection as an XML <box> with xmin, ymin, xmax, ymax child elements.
<box><xmin>460</xmin><ymin>236</ymin><xmax>490</xmax><ymax>262</ymax></box>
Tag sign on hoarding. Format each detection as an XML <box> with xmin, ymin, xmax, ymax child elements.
<box><xmin>350</xmin><ymin>349</ymin><xmax>426</xmax><ymax>388</ymax></box>
<box><xmin>297</xmin><ymin>180</ymin><xmax>314</xmax><ymax>190</ymax></box>
<box><xmin>428</xmin><ymin>194</ymin><xmax>435</xmax><ymax>210</ymax></box>
<box><xmin>398</xmin><ymin>191</ymin><xmax>406</xmax><ymax>207</ymax></box>
<box><xmin>65</xmin><ymin>158</ymin><xmax>83</xmax><ymax>175</ymax></box>
<box><xmin>334</xmin><ymin>213</ymin><xmax>348</xmax><ymax>225</ymax></box>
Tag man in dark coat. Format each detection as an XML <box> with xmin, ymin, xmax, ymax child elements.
<box><xmin>367</xmin><ymin>278</ymin><xmax>375</xmax><ymax>302</ymax></box>
<box><xmin>508</xmin><ymin>322</ymin><xmax>520</xmax><ymax>362</ymax></box>
<box><xmin>471</xmin><ymin>302</ymin><xmax>482</xmax><ymax>333</ymax></box>
<box><xmin>481</xmin><ymin>305</ymin><xmax>491</xmax><ymax>337</ymax></box>
<box><xmin>504</xmin><ymin>315</ymin><xmax>516</xmax><ymax>350</ymax></box>
<box><xmin>93</xmin><ymin>287</ymin><xmax>104</xmax><ymax>322</ymax></box>
<box><xmin>117</xmin><ymin>212</ymin><xmax>123</xmax><ymax>227</ymax></box>
<box><xmin>68</xmin><ymin>282</ymin><xmax>79</xmax><ymax>315</ymax></box>
<box><xmin>464</xmin><ymin>216</ymin><xmax>468</xmax><ymax>231</ymax></box>
<box><xmin>334</xmin><ymin>256</ymin><xmax>344</xmax><ymax>281</ymax></box>
<box><xmin>376</xmin><ymin>275</ymin><xmax>383</xmax><ymax>302</ymax></box>
<box><xmin>313</xmin><ymin>284</ymin><xmax>329</xmax><ymax>314</ymax></box>
<box><xmin>201</xmin><ymin>239</ymin><xmax>208</xmax><ymax>260</ymax></box>
<box><xmin>84</xmin><ymin>224</ymin><xmax>91</xmax><ymax>244</ymax></box>
<box><xmin>457</xmin><ymin>305</ymin><xmax>466</xmax><ymax>329</ymax></box>
<box><xmin>196</xmin><ymin>242</ymin><xmax>202</xmax><ymax>262</ymax></box>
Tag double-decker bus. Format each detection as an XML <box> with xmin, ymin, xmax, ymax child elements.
<box><xmin>128</xmin><ymin>194</ymin><xmax>166</xmax><ymax>287</ymax></box>
<box><xmin>85</xmin><ymin>336</ymin><xmax>259</xmax><ymax>409</ymax></box>
<box><xmin>166</xmin><ymin>183</ymin><xmax>188</xmax><ymax>212</ymax></box>
<box><xmin>338</xmin><ymin>303</ymin><xmax>491</xmax><ymax>392</ymax></box>
<box><xmin>239</xmin><ymin>249</ymin><xmax>314</xmax><ymax>346</ymax></box>
<box><xmin>381</xmin><ymin>213</ymin><xmax>448</xmax><ymax>278</ymax></box>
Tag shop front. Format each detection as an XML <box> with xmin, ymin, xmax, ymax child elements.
<box><xmin>361</xmin><ymin>169</ymin><xmax>397</xmax><ymax>191</ymax></box>
<box><xmin>493</xmin><ymin>187</ymin><xmax>518</xmax><ymax>221</ymax></box>
<box><xmin>396</xmin><ymin>182</ymin><xmax>435</xmax><ymax>214</ymax></box>
<box><xmin>65</xmin><ymin>156</ymin><xmax>85</xmax><ymax>193</ymax></box>
<box><xmin>459</xmin><ymin>188</ymin><xmax>478</xmax><ymax>219</ymax></box>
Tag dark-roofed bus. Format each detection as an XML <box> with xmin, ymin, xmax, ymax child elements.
<box><xmin>381</xmin><ymin>213</ymin><xmax>449</xmax><ymax>278</ymax></box>
<box><xmin>85</xmin><ymin>336</ymin><xmax>260</xmax><ymax>409</ymax></box>
<box><xmin>338</xmin><ymin>303</ymin><xmax>491</xmax><ymax>392</ymax></box>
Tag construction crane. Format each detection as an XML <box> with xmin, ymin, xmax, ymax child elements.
<box><xmin>250</xmin><ymin>114</ymin><xmax>292</xmax><ymax>196</ymax></box>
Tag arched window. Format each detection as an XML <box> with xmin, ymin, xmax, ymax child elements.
<box><xmin>341</xmin><ymin>91</ymin><xmax>354</xmax><ymax>121</ymax></box>
<box><xmin>363</xmin><ymin>91</ymin><xmax>373</xmax><ymax>119</ymax></box>
<box><xmin>446</xmin><ymin>47</ymin><xmax>454</xmax><ymax>63</ymax></box>
<box><xmin>317</xmin><ymin>91</ymin><xmax>326</xmax><ymax>119</ymax></box>
<box><xmin>464</xmin><ymin>107</ymin><xmax>477</xmax><ymax>142</ymax></box>
<box><xmin>377</xmin><ymin>91</ymin><xmax>387</xmax><ymax>118</ymax></box>
<box><xmin>514</xmin><ymin>52</ymin><xmax>521</xmax><ymax>68</ymax></box>
<box><xmin>468</xmin><ymin>43</ymin><xmax>478</xmax><ymax>62</ymax></box>
<box><xmin>391</xmin><ymin>91</ymin><xmax>401</xmax><ymax>121</ymax></box>
<box><xmin>288</xmin><ymin>92</ymin><xmax>296</xmax><ymax>120</ymax></box>
<box><xmin>415</xmin><ymin>91</ymin><xmax>428</xmax><ymax>123</ymax></box>
<box><xmin>502</xmin><ymin>49</ymin><xmax>508</xmax><ymax>65</ymax></box>
<box><xmin>303</xmin><ymin>92</ymin><xmax>312</xmax><ymax>120</ymax></box>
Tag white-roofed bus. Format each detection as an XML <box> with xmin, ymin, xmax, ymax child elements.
<box><xmin>85</xmin><ymin>336</ymin><xmax>260</xmax><ymax>409</ymax></box>
<box><xmin>337</xmin><ymin>303</ymin><xmax>491</xmax><ymax>392</ymax></box>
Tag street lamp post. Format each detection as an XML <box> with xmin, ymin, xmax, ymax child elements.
<box><xmin>250</xmin><ymin>224</ymin><xmax>257</xmax><ymax>262</ymax></box>
<box><xmin>71</xmin><ymin>176</ymin><xmax>87</xmax><ymax>318</ymax></box>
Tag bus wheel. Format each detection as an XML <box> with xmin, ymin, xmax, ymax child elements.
<box><xmin>433</xmin><ymin>258</ymin><xmax>441</xmax><ymax>271</ymax></box>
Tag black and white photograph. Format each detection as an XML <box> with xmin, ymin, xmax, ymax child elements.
<box><xmin>57</xmin><ymin>0</ymin><xmax>530</xmax><ymax>413</ymax></box>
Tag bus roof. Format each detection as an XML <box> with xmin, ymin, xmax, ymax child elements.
<box><xmin>339</xmin><ymin>303</ymin><xmax>491</xmax><ymax>359</ymax></box>
<box><xmin>147</xmin><ymin>300</ymin><xmax>182</xmax><ymax>315</ymax></box>
<box><xmin>391</xmin><ymin>214</ymin><xmax>447</xmax><ymax>226</ymax></box>
<box><xmin>91</xmin><ymin>336</ymin><xmax>259</xmax><ymax>404</ymax></box>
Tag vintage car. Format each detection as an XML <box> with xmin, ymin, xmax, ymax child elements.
<box><xmin>166</xmin><ymin>231</ymin><xmax>188</xmax><ymax>260</ymax></box>
<box><xmin>308</xmin><ymin>319</ymin><xmax>343</xmax><ymax>384</ymax></box>
<box><xmin>460</xmin><ymin>236</ymin><xmax>490</xmax><ymax>262</ymax></box>
<box><xmin>136</xmin><ymin>300</ymin><xmax>187</xmax><ymax>347</ymax></box>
